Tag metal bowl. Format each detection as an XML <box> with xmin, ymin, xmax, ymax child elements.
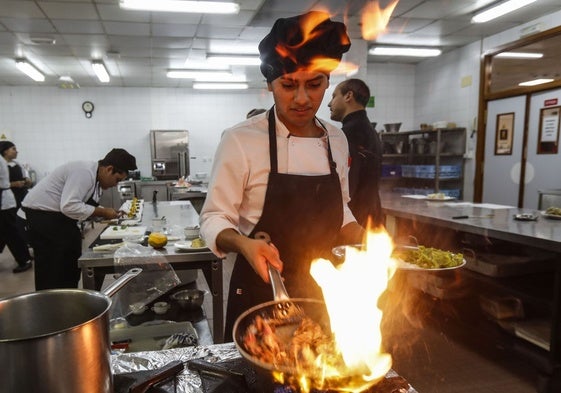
<box><xmin>384</xmin><ymin>122</ymin><xmax>402</xmax><ymax>132</ymax></box>
<box><xmin>170</xmin><ymin>289</ymin><xmax>205</xmax><ymax>310</ymax></box>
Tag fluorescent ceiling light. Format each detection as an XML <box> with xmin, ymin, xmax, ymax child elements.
<box><xmin>193</xmin><ymin>83</ymin><xmax>248</xmax><ymax>90</ymax></box>
<box><xmin>15</xmin><ymin>59</ymin><xmax>45</xmax><ymax>82</ymax></box>
<box><xmin>369</xmin><ymin>46</ymin><xmax>441</xmax><ymax>57</ymax></box>
<box><xmin>496</xmin><ymin>51</ymin><xmax>543</xmax><ymax>59</ymax></box>
<box><xmin>519</xmin><ymin>78</ymin><xmax>554</xmax><ymax>86</ymax></box>
<box><xmin>167</xmin><ymin>70</ymin><xmax>232</xmax><ymax>79</ymax></box>
<box><xmin>472</xmin><ymin>0</ymin><xmax>537</xmax><ymax>24</ymax></box>
<box><xmin>207</xmin><ymin>55</ymin><xmax>261</xmax><ymax>66</ymax></box>
<box><xmin>91</xmin><ymin>60</ymin><xmax>110</xmax><ymax>83</ymax></box>
<box><xmin>120</xmin><ymin>0</ymin><xmax>239</xmax><ymax>14</ymax></box>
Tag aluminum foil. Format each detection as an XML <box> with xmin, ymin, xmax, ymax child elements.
<box><xmin>111</xmin><ymin>343</ymin><xmax>418</xmax><ymax>393</ymax></box>
<box><xmin>111</xmin><ymin>343</ymin><xmax>241</xmax><ymax>393</ymax></box>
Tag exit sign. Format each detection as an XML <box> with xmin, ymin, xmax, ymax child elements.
<box><xmin>367</xmin><ymin>96</ymin><xmax>375</xmax><ymax>108</ymax></box>
<box><xmin>545</xmin><ymin>98</ymin><xmax>558</xmax><ymax>106</ymax></box>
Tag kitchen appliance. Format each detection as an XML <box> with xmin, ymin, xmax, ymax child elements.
<box><xmin>0</xmin><ymin>268</ymin><xmax>142</xmax><ymax>393</ymax></box>
<box><xmin>150</xmin><ymin>130</ymin><xmax>189</xmax><ymax>180</ymax></box>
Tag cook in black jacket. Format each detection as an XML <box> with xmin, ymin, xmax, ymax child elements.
<box><xmin>328</xmin><ymin>78</ymin><xmax>384</xmax><ymax>228</ymax></box>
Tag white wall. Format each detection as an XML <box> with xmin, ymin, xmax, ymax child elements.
<box><xmin>0</xmin><ymin>64</ymin><xmax>416</xmax><ymax>183</ymax></box>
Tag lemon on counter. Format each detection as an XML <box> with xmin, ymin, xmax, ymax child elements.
<box><xmin>148</xmin><ymin>232</ymin><xmax>168</xmax><ymax>249</ymax></box>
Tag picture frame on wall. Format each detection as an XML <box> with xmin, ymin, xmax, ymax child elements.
<box><xmin>495</xmin><ymin>112</ymin><xmax>514</xmax><ymax>155</ymax></box>
<box><xmin>537</xmin><ymin>106</ymin><xmax>560</xmax><ymax>154</ymax></box>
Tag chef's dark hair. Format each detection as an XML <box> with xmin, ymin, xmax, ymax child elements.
<box><xmin>99</xmin><ymin>148</ymin><xmax>137</xmax><ymax>173</ymax></box>
<box><xmin>258</xmin><ymin>11</ymin><xmax>351</xmax><ymax>83</ymax></box>
<box><xmin>0</xmin><ymin>140</ymin><xmax>15</xmax><ymax>157</ymax></box>
<box><xmin>338</xmin><ymin>79</ymin><xmax>370</xmax><ymax>107</ymax></box>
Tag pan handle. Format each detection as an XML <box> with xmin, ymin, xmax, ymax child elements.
<box><xmin>267</xmin><ymin>263</ymin><xmax>290</xmax><ymax>301</ymax></box>
<box><xmin>102</xmin><ymin>267</ymin><xmax>142</xmax><ymax>297</ymax></box>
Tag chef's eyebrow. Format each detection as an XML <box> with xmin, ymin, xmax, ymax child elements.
<box><xmin>278</xmin><ymin>74</ymin><xmax>326</xmax><ymax>83</ymax></box>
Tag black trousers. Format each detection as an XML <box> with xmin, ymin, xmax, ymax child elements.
<box><xmin>24</xmin><ymin>209</ymin><xmax>82</xmax><ymax>290</ymax></box>
<box><xmin>0</xmin><ymin>208</ymin><xmax>31</xmax><ymax>265</ymax></box>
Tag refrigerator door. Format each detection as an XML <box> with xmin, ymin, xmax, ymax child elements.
<box><xmin>150</xmin><ymin>130</ymin><xmax>189</xmax><ymax>180</ymax></box>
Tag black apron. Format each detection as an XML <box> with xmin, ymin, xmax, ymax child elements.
<box><xmin>223</xmin><ymin>108</ymin><xmax>344</xmax><ymax>341</ymax></box>
<box><xmin>8</xmin><ymin>163</ymin><xmax>28</xmax><ymax>208</ymax></box>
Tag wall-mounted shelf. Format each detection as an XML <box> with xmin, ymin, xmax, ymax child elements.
<box><xmin>380</xmin><ymin>128</ymin><xmax>467</xmax><ymax>198</ymax></box>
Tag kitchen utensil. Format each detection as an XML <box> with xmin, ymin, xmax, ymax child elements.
<box><xmin>0</xmin><ymin>268</ymin><xmax>142</xmax><ymax>393</ymax></box>
<box><xmin>384</xmin><ymin>122</ymin><xmax>402</xmax><ymax>132</ymax></box>
<box><xmin>452</xmin><ymin>214</ymin><xmax>494</xmax><ymax>219</ymax></box>
<box><xmin>170</xmin><ymin>288</ymin><xmax>206</xmax><ymax>310</ymax></box>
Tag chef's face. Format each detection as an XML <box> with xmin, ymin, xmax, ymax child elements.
<box><xmin>99</xmin><ymin>166</ymin><xmax>127</xmax><ymax>189</ymax></box>
<box><xmin>328</xmin><ymin>85</ymin><xmax>347</xmax><ymax>122</ymax></box>
<box><xmin>3</xmin><ymin>146</ymin><xmax>18</xmax><ymax>160</ymax></box>
<box><xmin>268</xmin><ymin>71</ymin><xmax>329</xmax><ymax>133</ymax></box>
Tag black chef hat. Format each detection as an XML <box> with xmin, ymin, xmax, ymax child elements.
<box><xmin>0</xmin><ymin>141</ymin><xmax>15</xmax><ymax>156</ymax></box>
<box><xmin>99</xmin><ymin>148</ymin><xmax>137</xmax><ymax>172</ymax></box>
<box><xmin>259</xmin><ymin>11</ymin><xmax>351</xmax><ymax>83</ymax></box>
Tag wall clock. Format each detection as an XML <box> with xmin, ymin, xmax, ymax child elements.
<box><xmin>82</xmin><ymin>101</ymin><xmax>94</xmax><ymax>118</ymax></box>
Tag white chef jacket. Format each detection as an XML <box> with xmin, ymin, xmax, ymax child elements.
<box><xmin>0</xmin><ymin>156</ymin><xmax>17</xmax><ymax>210</ymax></box>
<box><xmin>200</xmin><ymin>110</ymin><xmax>355</xmax><ymax>257</ymax></box>
<box><xmin>22</xmin><ymin>161</ymin><xmax>100</xmax><ymax>221</ymax></box>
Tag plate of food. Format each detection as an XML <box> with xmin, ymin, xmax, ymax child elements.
<box><xmin>425</xmin><ymin>193</ymin><xmax>456</xmax><ymax>201</ymax></box>
<box><xmin>175</xmin><ymin>238</ymin><xmax>208</xmax><ymax>251</ymax></box>
<box><xmin>541</xmin><ymin>207</ymin><xmax>561</xmax><ymax>220</ymax></box>
<box><xmin>391</xmin><ymin>245</ymin><xmax>466</xmax><ymax>270</ymax></box>
<box><xmin>514</xmin><ymin>213</ymin><xmax>538</xmax><ymax>221</ymax></box>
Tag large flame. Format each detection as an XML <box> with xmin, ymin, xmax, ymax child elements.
<box><xmin>361</xmin><ymin>0</ymin><xmax>399</xmax><ymax>40</ymax></box>
<box><xmin>275</xmin><ymin>10</ymin><xmax>351</xmax><ymax>75</ymax></box>
<box><xmin>310</xmin><ymin>230</ymin><xmax>396</xmax><ymax>388</ymax></box>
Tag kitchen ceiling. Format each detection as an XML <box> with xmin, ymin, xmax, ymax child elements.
<box><xmin>1</xmin><ymin>0</ymin><xmax>561</xmax><ymax>88</ymax></box>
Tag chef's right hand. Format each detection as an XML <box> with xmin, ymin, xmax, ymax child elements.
<box><xmin>215</xmin><ymin>229</ymin><xmax>283</xmax><ymax>283</ymax></box>
<box><xmin>242</xmin><ymin>239</ymin><xmax>283</xmax><ymax>284</ymax></box>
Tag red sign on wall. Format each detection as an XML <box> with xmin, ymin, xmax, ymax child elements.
<box><xmin>544</xmin><ymin>98</ymin><xmax>558</xmax><ymax>106</ymax></box>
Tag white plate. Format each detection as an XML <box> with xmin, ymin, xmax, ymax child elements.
<box><xmin>392</xmin><ymin>245</ymin><xmax>466</xmax><ymax>271</ymax></box>
<box><xmin>424</xmin><ymin>196</ymin><xmax>456</xmax><ymax>201</ymax></box>
<box><xmin>541</xmin><ymin>211</ymin><xmax>561</xmax><ymax>220</ymax></box>
<box><xmin>174</xmin><ymin>240</ymin><xmax>208</xmax><ymax>251</ymax></box>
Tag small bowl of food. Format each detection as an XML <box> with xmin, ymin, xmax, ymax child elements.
<box><xmin>152</xmin><ymin>301</ymin><xmax>170</xmax><ymax>315</ymax></box>
<box><xmin>184</xmin><ymin>225</ymin><xmax>200</xmax><ymax>240</ymax></box>
<box><xmin>170</xmin><ymin>289</ymin><xmax>206</xmax><ymax>310</ymax></box>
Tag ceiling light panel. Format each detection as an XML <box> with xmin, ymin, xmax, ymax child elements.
<box><xmin>496</xmin><ymin>52</ymin><xmax>543</xmax><ymax>59</ymax></box>
<box><xmin>472</xmin><ymin>0</ymin><xmax>537</xmax><ymax>23</ymax></box>
<box><xmin>120</xmin><ymin>0</ymin><xmax>240</xmax><ymax>14</ymax></box>
<box><xmin>92</xmin><ymin>60</ymin><xmax>110</xmax><ymax>83</ymax></box>
<box><xmin>15</xmin><ymin>59</ymin><xmax>45</xmax><ymax>82</ymax></box>
<box><xmin>369</xmin><ymin>47</ymin><xmax>442</xmax><ymax>57</ymax></box>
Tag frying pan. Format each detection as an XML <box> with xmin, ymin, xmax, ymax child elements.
<box><xmin>233</xmin><ymin>263</ymin><xmax>384</xmax><ymax>392</ymax></box>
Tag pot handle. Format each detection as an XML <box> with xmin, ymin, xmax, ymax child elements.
<box><xmin>267</xmin><ymin>263</ymin><xmax>290</xmax><ymax>301</ymax></box>
<box><xmin>102</xmin><ymin>267</ymin><xmax>142</xmax><ymax>297</ymax></box>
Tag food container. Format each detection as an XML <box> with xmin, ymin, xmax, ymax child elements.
<box><xmin>152</xmin><ymin>301</ymin><xmax>170</xmax><ymax>315</ymax></box>
<box><xmin>184</xmin><ymin>225</ymin><xmax>200</xmax><ymax>240</ymax></box>
<box><xmin>384</xmin><ymin>122</ymin><xmax>402</xmax><ymax>132</ymax></box>
<box><xmin>170</xmin><ymin>289</ymin><xmax>206</xmax><ymax>310</ymax></box>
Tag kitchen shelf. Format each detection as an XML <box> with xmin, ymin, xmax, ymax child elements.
<box><xmin>381</xmin><ymin>128</ymin><xmax>467</xmax><ymax>198</ymax></box>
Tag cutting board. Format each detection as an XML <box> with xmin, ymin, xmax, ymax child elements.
<box><xmin>100</xmin><ymin>225</ymin><xmax>148</xmax><ymax>240</ymax></box>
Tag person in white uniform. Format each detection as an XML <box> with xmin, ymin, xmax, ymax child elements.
<box><xmin>0</xmin><ymin>144</ymin><xmax>33</xmax><ymax>273</ymax></box>
<box><xmin>200</xmin><ymin>11</ymin><xmax>365</xmax><ymax>341</ymax></box>
<box><xmin>22</xmin><ymin>148</ymin><xmax>137</xmax><ymax>289</ymax></box>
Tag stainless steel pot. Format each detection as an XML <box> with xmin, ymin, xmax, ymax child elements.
<box><xmin>0</xmin><ymin>268</ymin><xmax>141</xmax><ymax>393</ymax></box>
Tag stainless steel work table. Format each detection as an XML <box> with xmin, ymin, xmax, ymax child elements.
<box><xmin>79</xmin><ymin>200</ymin><xmax>224</xmax><ymax>344</ymax></box>
<box><xmin>382</xmin><ymin>194</ymin><xmax>561</xmax><ymax>392</ymax></box>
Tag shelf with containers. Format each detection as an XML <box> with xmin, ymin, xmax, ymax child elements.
<box><xmin>380</xmin><ymin>128</ymin><xmax>466</xmax><ymax>198</ymax></box>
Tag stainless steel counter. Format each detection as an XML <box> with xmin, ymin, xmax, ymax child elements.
<box><xmin>79</xmin><ymin>201</ymin><xmax>224</xmax><ymax>343</ymax></box>
<box><xmin>381</xmin><ymin>194</ymin><xmax>561</xmax><ymax>392</ymax></box>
